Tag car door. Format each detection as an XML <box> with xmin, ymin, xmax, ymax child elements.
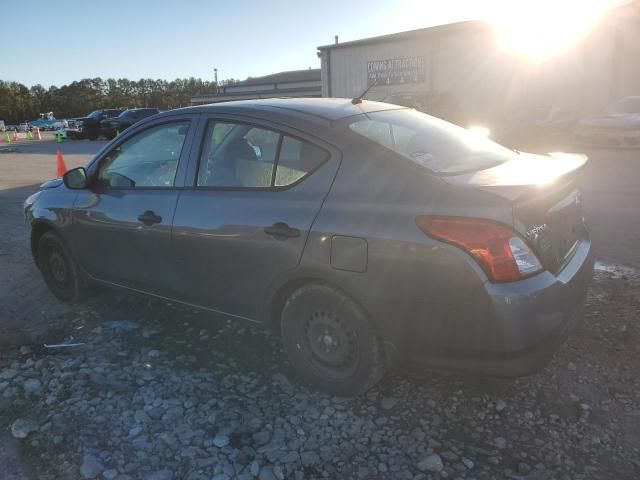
<box><xmin>170</xmin><ymin>116</ymin><xmax>340</xmax><ymax>321</ymax></box>
<box><xmin>71</xmin><ymin>115</ymin><xmax>197</xmax><ymax>294</ymax></box>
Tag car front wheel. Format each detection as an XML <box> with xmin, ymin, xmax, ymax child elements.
<box><xmin>37</xmin><ymin>231</ymin><xmax>89</xmax><ymax>303</ymax></box>
<box><xmin>280</xmin><ymin>284</ymin><xmax>385</xmax><ymax>396</ymax></box>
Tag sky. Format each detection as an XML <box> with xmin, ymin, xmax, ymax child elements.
<box><xmin>1</xmin><ymin>0</ymin><xmax>623</xmax><ymax>88</ymax></box>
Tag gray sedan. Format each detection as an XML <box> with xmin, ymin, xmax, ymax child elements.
<box><xmin>24</xmin><ymin>98</ymin><xmax>594</xmax><ymax>395</ymax></box>
<box><xmin>575</xmin><ymin>96</ymin><xmax>640</xmax><ymax>148</ymax></box>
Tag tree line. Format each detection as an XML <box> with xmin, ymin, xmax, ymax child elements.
<box><xmin>0</xmin><ymin>77</ymin><xmax>219</xmax><ymax>124</ymax></box>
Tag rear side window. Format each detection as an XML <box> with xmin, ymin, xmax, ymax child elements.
<box><xmin>197</xmin><ymin>121</ymin><xmax>328</xmax><ymax>188</ymax></box>
<box><xmin>276</xmin><ymin>136</ymin><xmax>328</xmax><ymax>186</ymax></box>
<box><xmin>348</xmin><ymin>109</ymin><xmax>514</xmax><ymax>175</ymax></box>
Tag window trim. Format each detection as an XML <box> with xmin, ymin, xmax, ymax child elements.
<box><xmin>89</xmin><ymin>118</ymin><xmax>194</xmax><ymax>192</ymax></box>
<box><xmin>193</xmin><ymin>118</ymin><xmax>330</xmax><ymax>192</ymax></box>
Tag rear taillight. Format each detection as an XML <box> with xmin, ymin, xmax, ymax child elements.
<box><xmin>416</xmin><ymin>216</ymin><xmax>543</xmax><ymax>282</ymax></box>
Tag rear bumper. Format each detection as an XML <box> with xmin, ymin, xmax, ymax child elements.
<box><xmin>408</xmin><ymin>237</ymin><xmax>594</xmax><ymax>376</ymax></box>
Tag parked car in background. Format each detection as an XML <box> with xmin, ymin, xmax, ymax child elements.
<box><xmin>25</xmin><ymin>98</ymin><xmax>594</xmax><ymax>395</ymax></box>
<box><xmin>68</xmin><ymin>109</ymin><xmax>125</xmax><ymax>140</ymax></box>
<box><xmin>99</xmin><ymin>108</ymin><xmax>160</xmax><ymax>139</ymax></box>
<box><xmin>492</xmin><ymin>106</ymin><xmax>578</xmax><ymax>151</ymax></box>
<box><xmin>575</xmin><ymin>96</ymin><xmax>640</xmax><ymax>148</ymax></box>
<box><xmin>50</xmin><ymin>119</ymin><xmax>69</xmax><ymax>131</ymax></box>
<box><xmin>18</xmin><ymin>122</ymin><xmax>29</xmax><ymax>132</ymax></box>
<box><xmin>29</xmin><ymin>112</ymin><xmax>63</xmax><ymax>131</ymax></box>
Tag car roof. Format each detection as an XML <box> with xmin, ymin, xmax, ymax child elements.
<box><xmin>174</xmin><ymin>97</ymin><xmax>404</xmax><ymax>121</ymax></box>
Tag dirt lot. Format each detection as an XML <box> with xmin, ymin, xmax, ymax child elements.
<box><xmin>0</xmin><ymin>137</ymin><xmax>639</xmax><ymax>480</ymax></box>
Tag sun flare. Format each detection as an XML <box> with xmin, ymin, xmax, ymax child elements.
<box><xmin>492</xmin><ymin>0</ymin><xmax>620</xmax><ymax>60</ymax></box>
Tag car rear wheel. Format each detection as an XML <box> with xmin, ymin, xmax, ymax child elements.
<box><xmin>37</xmin><ymin>231</ymin><xmax>89</xmax><ymax>303</ymax></box>
<box><xmin>280</xmin><ymin>284</ymin><xmax>385</xmax><ymax>396</ymax></box>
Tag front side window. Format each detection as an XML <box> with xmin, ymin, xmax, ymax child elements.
<box><xmin>197</xmin><ymin>121</ymin><xmax>328</xmax><ymax>188</ymax></box>
<box><xmin>347</xmin><ymin>109</ymin><xmax>514</xmax><ymax>175</ymax></box>
<box><xmin>97</xmin><ymin>121</ymin><xmax>189</xmax><ymax>188</ymax></box>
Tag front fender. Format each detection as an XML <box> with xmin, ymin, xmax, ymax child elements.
<box><xmin>24</xmin><ymin>187</ymin><xmax>79</xmax><ymax>264</ymax></box>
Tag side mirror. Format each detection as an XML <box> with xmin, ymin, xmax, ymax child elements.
<box><xmin>63</xmin><ymin>167</ymin><xmax>88</xmax><ymax>189</ymax></box>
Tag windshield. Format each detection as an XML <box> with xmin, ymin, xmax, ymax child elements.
<box><xmin>347</xmin><ymin>109</ymin><xmax>514</xmax><ymax>174</ymax></box>
<box><xmin>118</xmin><ymin>110</ymin><xmax>136</xmax><ymax>118</ymax></box>
<box><xmin>86</xmin><ymin>110</ymin><xmax>102</xmax><ymax>119</ymax></box>
<box><xmin>606</xmin><ymin>97</ymin><xmax>640</xmax><ymax>114</ymax></box>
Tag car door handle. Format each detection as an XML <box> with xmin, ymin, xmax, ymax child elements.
<box><xmin>137</xmin><ymin>210</ymin><xmax>162</xmax><ymax>226</ymax></box>
<box><xmin>264</xmin><ymin>222</ymin><xmax>300</xmax><ymax>239</ymax></box>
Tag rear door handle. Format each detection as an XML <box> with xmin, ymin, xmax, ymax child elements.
<box><xmin>264</xmin><ymin>222</ymin><xmax>300</xmax><ymax>239</ymax></box>
<box><xmin>137</xmin><ymin>210</ymin><xmax>162</xmax><ymax>226</ymax></box>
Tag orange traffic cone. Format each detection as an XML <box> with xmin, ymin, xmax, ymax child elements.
<box><xmin>35</xmin><ymin>127</ymin><xmax>41</xmax><ymax>140</ymax></box>
<box><xmin>12</xmin><ymin>131</ymin><xmax>18</xmax><ymax>142</ymax></box>
<box><xmin>56</xmin><ymin>150</ymin><xmax>68</xmax><ymax>177</ymax></box>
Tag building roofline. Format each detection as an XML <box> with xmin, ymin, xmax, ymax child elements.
<box><xmin>221</xmin><ymin>68</ymin><xmax>321</xmax><ymax>88</ymax></box>
<box><xmin>317</xmin><ymin>20</ymin><xmax>490</xmax><ymax>51</ymax></box>
<box><xmin>191</xmin><ymin>86</ymin><xmax>321</xmax><ymax>101</ymax></box>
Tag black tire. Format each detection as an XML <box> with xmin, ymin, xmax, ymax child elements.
<box><xmin>280</xmin><ymin>284</ymin><xmax>385</xmax><ymax>396</ymax></box>
<box><xmin>37</xmin><ymin>231</ymin><xmax>89</xmax><ymax>303</ymax></box>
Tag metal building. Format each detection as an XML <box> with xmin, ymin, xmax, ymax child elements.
<box><xmin>191</xmin><ymin>69</ymin><xmax>321</xmax><ymax>106</ymax></box>
<box><xmin>317</xmin><ymin>2</ymin><xmax>640</xmax><ymax>128</ymax></box>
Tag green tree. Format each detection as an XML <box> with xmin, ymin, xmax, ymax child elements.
<box><xmin>0</xmin><ymin>77</ymin><xmax>218</xmax><ymax>124</ymax></box>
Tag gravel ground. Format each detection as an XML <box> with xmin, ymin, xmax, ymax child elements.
<box><xmin>1</xmin><ymin>139</ymin><xmax>639</xmax><ymax>479</ymax></box>
<box><xmin>0</xmin><ymin>264</ymin><xmax>639</xmax><ymax>480</ymax></box>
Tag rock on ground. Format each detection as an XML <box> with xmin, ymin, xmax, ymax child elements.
<box><xmin>79</xmin><ymin>454</ymin><xmax>104</xmax><ymax>479</ymax></box>
<box><xmin>417</xmin><ymin>453</ymin><xmax>444</xmax><ymax>472</ymax></box>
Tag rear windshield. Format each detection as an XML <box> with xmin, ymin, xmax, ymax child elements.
<box><xmin>347</xmin><ymin>109</ymin><xmax>514</xmax><ymax>175</ymax></box>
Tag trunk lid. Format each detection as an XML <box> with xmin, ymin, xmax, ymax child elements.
<box><xmin>442</xmin><ymin>152</ymin><xmax>588</xmax><ymax>273</ymax></box>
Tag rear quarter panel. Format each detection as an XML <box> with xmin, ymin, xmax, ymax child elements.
<box><xmin>294</xmin><ymin>140</ymin><xmax>516</xmax><ymax>361</ymax></box>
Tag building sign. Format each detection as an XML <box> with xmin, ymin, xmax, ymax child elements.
<box><xmin>367</xmin><ymin>56</ymin><xmax>425</xmax><ymax>86</ymax></box>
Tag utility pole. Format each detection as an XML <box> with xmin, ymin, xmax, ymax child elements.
<box><xmin>214</xmin><ymin>68</ymin><xmax>218</xmax><ymax>93</ymax></box>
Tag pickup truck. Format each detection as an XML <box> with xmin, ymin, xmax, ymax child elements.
<box><xmin>99</xmin><ymin>108</ymin><xmax>160</xmax><ymax>139</ymax></box>
<box><xmin>68</xmin><ymin>109</ymin><xmax>125</xmax><ymax>140</ymax></box>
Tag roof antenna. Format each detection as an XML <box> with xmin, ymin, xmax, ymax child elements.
<box><xmin>352</xmin><ymin>80</ymin><xmax>377</xmax><ymax>105</ymax></box>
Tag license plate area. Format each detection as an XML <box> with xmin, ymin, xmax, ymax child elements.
<box><xmin>546</xmin><ymin>190</ymin><xmax>583</xmax><ymax>271</ymax></box>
